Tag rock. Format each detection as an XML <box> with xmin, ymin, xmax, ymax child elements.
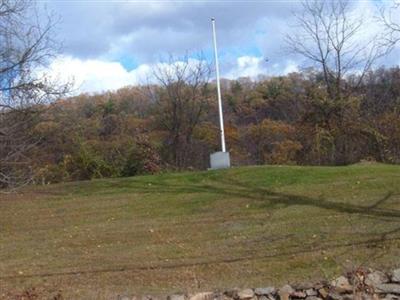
<box><xmin>365</xmin><ymin>271</ymin><xmax>389</xmax><ymax>287</ymax></box>
<box><xmin>189</xmin><ymin>293</ymin><xmax>215</xmax><ymax>300</ymax></box>
<box><xmin>279</xmin><ymin>285</ymin><xmax>294</xmax><ymax>300</ymax></box>
<box><xmin>306</xmin><ymin>297</ymin><xmax>322</xmax><ymax>300</ymax></box>
<box><xmin>318</xmin><ymin>288</ymin><xmax>329</xmax><ymax>299</ymax></box>
<box><xmin>370</xmin><ymin>294</ymin><xmax>380</xmax><ymax>300</ymax></box>
<box><xmin>280</xmin><ymin>285</ymin><xmax>295</xmax><ymax>294</ymax></box>
<box><xmin>392</xmin><ymin>269</ymin><xmax>400</xmax><ymax>283</ymax></box>
<box><xmin>279</xmin><ymin>293</ymin><xmax>290</xmax><ymax>300</ymax></box>
<box><xmin>306</xmin><ymin>290</ymin><xmax>318</xmax><ymax>297</ymax></box>
<box><xmin>328</xmin><ymin>293</ymin><xmax>343</xmax><ymax>300</ymax></box>
<box><xmin>259</xmin><ymin>295</ymin><xmax>277</xmax><ymax>300</ymax></box>
<box><xmin>224</xmin><ymin>289</ymin><xmax>239</xmax><ymax>299</ymax></box>
<box><xmin>354</xmin><ymin>293</ymin><xmax>379</xmax><ymax>300</ymax></box>
<box><xmin>331</xmin><ymin>276</ymin><xmax>349</xmax><ymax>287</ymax></box>
<box><xmin>237</xmin><ymin>289</ymin><xmax>255</xmax><ymax>300</ymax></box>
<box><xmin>352</xmin><ymin>293</ymin><xmax>361</xmax><ymax>300</ymax></box>
<box><xmin>376</xmin><ymin>284</ymin><xmax>400</xmax><ymax>295</ymax></box>
<box><xmin>385</xmin><ymin>294</ymin><xmax>400</xmax><ymax>300</ymax></box>
<box><xmin>331</xmin><ymin>276</ymin><xmax>353</xmax><ymax>293</ymax></box>
<box><xmin>255</xmin><ymin>288</ymin><xmax>276</xmax><ymax>296</ymax></box>
<box><xmin>214</xmin><ymin>294</ymin><xmax>232</xmax><ymax>300</ymax></box>
<box><xmin>168</xmin><ymin>295</ymin><xmax>186</xmax><ymax>300</ymax></box>
<box><xmin>291</xmin><ymin>291</ymin><xmax>307</xmax><ymax>298</ymax></box>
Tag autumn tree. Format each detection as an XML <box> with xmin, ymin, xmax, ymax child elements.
<box><xmin>244</xmin><ymin>119</ymin><xmax>302</xmax><ymax>165</ymax></box>
<box><xmin>0</xmin><ymin>0</ymin><xmax>69</xmax><ymax>189</ymax></box>
<box><xmin>286</xmin><ymin>0</ymin><xmax>389</xmax><ymax>164</ymax></box>
<box><xmin>151</xmin><ymin>55</ymin><xmax>211</xmax><ymax>169</ymax></box>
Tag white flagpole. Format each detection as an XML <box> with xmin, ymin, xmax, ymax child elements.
<box><xmin>211</xmin><ymin>17</ymin><xmax>226</xmax><ymax>153</ymax></box>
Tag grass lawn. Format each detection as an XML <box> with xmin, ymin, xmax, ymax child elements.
<box><xmin>0</xmin><ymin>163</ymin><xmax>400</xmax><ymax>299</ymax></box>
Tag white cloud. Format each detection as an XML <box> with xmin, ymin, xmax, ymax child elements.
<box><xmin>283</xmin><ymin>61</ymin><xmax>299</xmax><ymax>74</ymax></box>
<box><xmin>43</xmin><ymin>56</ymin><xmax>151</xmax><ymax>94</ymax></box>
<box><xmin>226</xmin><ymin>56</ymin><xmax>299</xmax><ymax>80</ymax></box>
<box><xmin>43</xmin><ymin>56</ymin><xmax>212</xmax><ymax>94</ymax></box>
<box><xmin>37</xmin><ymin>0</ymin><xmax>399</xmax><ymax>92</ymax></box>
<box><xmin>41</xmin><ymin>55</ymin><xmax>303</xmax><ymax>94</ymax></box>
<box><xmin>226</xmin><ymin>56</ymin><xmax>266</xmax><ymax>79</ymax></box>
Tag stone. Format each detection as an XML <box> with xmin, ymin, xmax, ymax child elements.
<box><xmin>318</xmin><ymin>288</ymin><xmax>329</xmax><ymax>299</ymax></box>
<box><xmin>291</xmin><ymin>291</ymin><xmax>307</xmax><ymax>298</ymax></box>
<box><xmin>328</xmin><ymin>293</ymin><xmax>343</xmax><ymax>300</ymax></box>
<box><xmin>363</xmin><ymin>294</ymin><xmax>379</xmax><ymax>300</ymax></box>
<box><xmin>259</xmin><ymin>295</ymin><xmax>276</xmax><ymax>300</ymax></box>
<box><xmin>306</xmin><ymin>290</ymin><xmax>318</xmax><ymax>297</ymax></box>
<box><xmin>237</xmin><ymin>289</ymin><xmax>255</xmax><ymax>300</ymax></box>
<box><xmin>255</xmin><ymin>288</ymin><xmax>276</xmax><ymax>296</ymax></box>
<box><xmin>385</xmin><ymin>294</ymin><xmax>400</xmax><ymax>300</ymax></box>
<box><xmin>279</xmin><ymin>293</ymin><xmax>290</xmax><ymax>300</ymax></box>
<box><xmin>280</xmin><ymin>285</ymin><xmax>295</xmax><ymax>294</ymax></box>
<box><xmin>375</xmin><ymin>284</ymin><xmax>400</xmax><ymax>295</ymax></box>
<box><xmin>306</xmin><ymin>297</ymin><xmax>322</xmax><ymax>300</ymax></box>
<box><xmin>189</xmin><ymin>293</ymin><xmax>215</xmax><ymax>300</ymax></box>
<box><xmin>331</xmin><ymin>276</ymin><xmax>353</xmax><ymax>293</ymax></box>
<box><xmin>214</xmin><ymin>295</ymin><xmax>232</xmax><ymax>300</ymax></box>
<box><xmin>225</xmin><ymin>289</ymin><xmax>239</xmax><ymax>299</ymax></box>
<box><xmin>354</xmin><ymin>293</ymin><xmax>379</xmax><ymax>300</ymax></box>
<box><xmin>392</xmin><ymin>270</ymin><xmax>400</xmax><ymax>283</ymax></box>
<box><xmin>365</xmin><ymin>271</ymin><xmax>389</xmax><ymax>287</ymax></box>
<box><xmin>168</xmin><ymin>295</ymin><xmax>186</xmax><ymax>300</ymax></box>
<box><xmin>352</xmin><ymin>293</ymin><xmax>362</xmax><ymax>300</ymax></box>
<box><xmin>279</xmin><ymin>285</ymin><xmax>294</xmax><ymax>300</ymax></box>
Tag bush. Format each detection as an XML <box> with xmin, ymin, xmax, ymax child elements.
<box><xmin>121</xmin><ymin>136</ymin><xmax>161</xmax><ymax>177</ymax></box>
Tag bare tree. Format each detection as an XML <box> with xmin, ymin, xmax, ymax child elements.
<box><xmin>380</xmin><ymin>0</ymin><xmax>400</xmax><ymax>49</ymax></box>
<box><xmin>0</xmin><ymin>0</ymin><xmax>69</xmax><ymax>189</ymax></box>
<box><xmin>151</xmin><ymin>54</ymin><xmax>211</xmax><ymax>169</ymax></box>
<box><xmin>286</xmin><ymin>0</ymin><xmax>386</xmax><ymax>102</ymax></box>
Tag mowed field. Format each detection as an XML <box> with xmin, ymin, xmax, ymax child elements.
<box><xmin>1</xmin><ymin>164</ymin><xmax>400</xmax><ymax>299</ymax></box>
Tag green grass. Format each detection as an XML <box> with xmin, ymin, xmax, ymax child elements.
<box><xmin>1</xmin><ymin>164</ymin><xmax>400</xmax><ymax>299</ymax></box>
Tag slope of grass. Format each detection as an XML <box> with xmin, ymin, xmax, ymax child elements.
<box><xmin>1</xmin><ymin>164</ymin><xmax>400</xmax><ymax>299</ymax></box>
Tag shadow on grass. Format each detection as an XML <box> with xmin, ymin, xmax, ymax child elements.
<box><xmin>105</xmin><ymin>175</ymin><xmax>400</xmax><ymax>220</ymax></box>
<box><xmin>1</xmin><ymin>174</ymin><xmax>399</xmax><ymax>281</ymax></box>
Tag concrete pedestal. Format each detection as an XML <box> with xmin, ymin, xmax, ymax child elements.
<box><xmin>209</xmin><ymin>151</ymin><xmax>230</xmax><ymax>170</ymax></box>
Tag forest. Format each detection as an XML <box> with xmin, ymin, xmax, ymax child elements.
<box><xmin>1</xmin><ymin>0</ymin><xmax>400</xmax><ymax>188</ymax></box>
<box><xmin>16</xmin><ymin>66</ymin><xmax>400</xmax><ymax>184</ymax></box>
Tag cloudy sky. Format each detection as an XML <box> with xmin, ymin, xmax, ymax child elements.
<box><xmin>40</xmin><ymin>0</ymin><xmax>399</xmax><ymax>94</ymax></box>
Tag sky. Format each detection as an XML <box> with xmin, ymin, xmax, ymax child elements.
<box><xmin>40</xmin><ymin>0</ymin><xmax>400</xmax><ymax>94</ymax></box>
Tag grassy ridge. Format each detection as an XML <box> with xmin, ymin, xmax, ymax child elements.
<box><xmin>1</xmin><ymin>164</ymin><xmax>400</xmax><ymax>299</ymax></box>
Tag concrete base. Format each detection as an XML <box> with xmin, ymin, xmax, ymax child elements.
<box><xmin>209</xmin><ymin>151</ymin><xmax>230</xmax><ymax>170</ymax></box>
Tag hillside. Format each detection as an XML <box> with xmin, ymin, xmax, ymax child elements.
<box><xmin>1</xmin><ymin>164</ymin><xmax>400</xmax><ymax>299</ymax></box>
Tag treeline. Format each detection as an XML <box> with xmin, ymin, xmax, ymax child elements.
<box><xmin>2</xmin><ymin>0</ymin><xmax>400</xmax><ymax>188</ymax></box>
<box><xmin>28</xmin><ymin>66</ymin><xmax>400</xmax><ymax>184</ymax></box>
